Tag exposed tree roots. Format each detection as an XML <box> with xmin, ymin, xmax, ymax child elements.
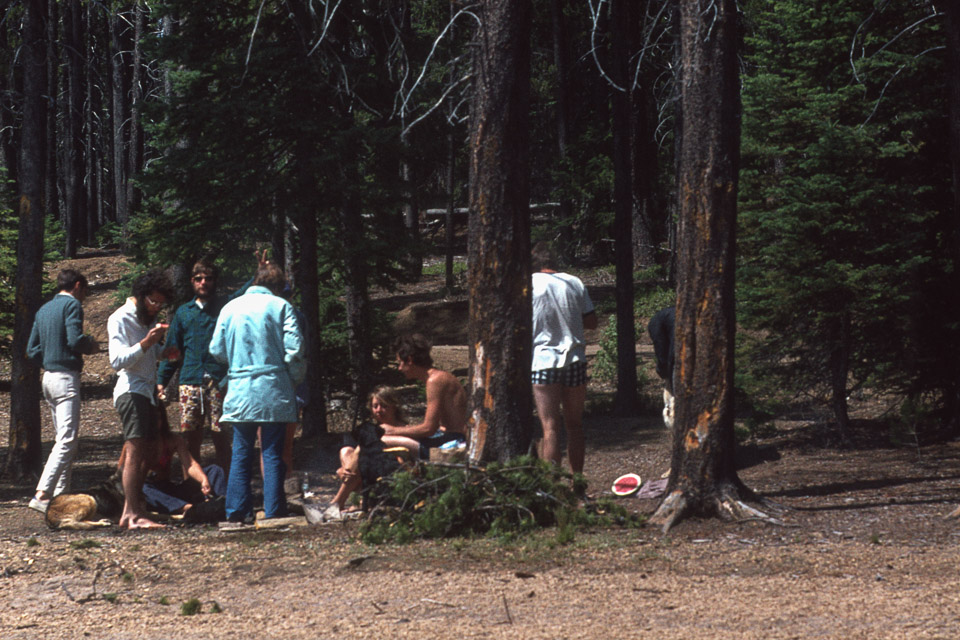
<box><xmin>650</xmin><ymin>484</ymin><xmax>786</xmax><ymax>534</ymax></box>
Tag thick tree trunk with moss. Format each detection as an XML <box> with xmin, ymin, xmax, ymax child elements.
<box><xmin>651</xmin><ymin>0</ymin><xmax>771</xmax><ymax>532</ymax></box>
<box><xmin>466</xmin><ymin>0</ymin><xmax>533</xmax><ymax>464</ymax></box>
<box><xmin>6</xmin><ymin>0</ymin><xmax>47</xmax><ymax>480</ymax></box>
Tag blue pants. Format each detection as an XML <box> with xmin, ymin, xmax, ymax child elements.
<box><xmin>225</xmin><ymin>423</ymin><xmax>287</xmax><ymax>521</ymax></box>
<box><xmin>143</xmin><ymin>464</ymin><xmax>226</xmax><ymax>514</ymax></box>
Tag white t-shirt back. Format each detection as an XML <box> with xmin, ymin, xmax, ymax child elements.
<box><xmin>531</xmin><ymin>271</ymin><xmax>594</xmax><ymax>371</ymax></box>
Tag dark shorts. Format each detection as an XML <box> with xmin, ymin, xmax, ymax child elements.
<box><xmin>116</xmin><ymin>392</ymin><xmax>159</xmax><ymax>441</ymax></box>
<box><xmin>417</xmin><ymin>431</ymin><xmax>466</xmax><ymax>460</ymax></box>
<box><xmin>531</xmin><ymin>361</ymin><xmax>588</xmax><ymax>387</ymax></box>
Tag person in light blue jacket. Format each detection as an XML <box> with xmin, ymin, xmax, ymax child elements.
<box><xmin>209</xmin><ymin>262</ymin><xmax>305</xmax><ymax>522</ymax></box>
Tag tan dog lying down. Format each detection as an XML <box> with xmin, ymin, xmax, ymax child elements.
<box><xmin>45</xmin><ymin>475</ymin><xmax>125</xmax><ymax>530</ymax></box>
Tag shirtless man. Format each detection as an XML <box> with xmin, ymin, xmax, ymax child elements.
<box><xmin>382</xmin><ymin>334</ymin><xmax>468</xmax><ymax>459</ymax></box>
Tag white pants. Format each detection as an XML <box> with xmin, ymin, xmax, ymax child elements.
<box><xmin>663</xmin><ymin>388</ymin><xmax>675</xmax><ymax>430</ymax></box>
<box><xmin>35</xmin><ymin>371</ymin><xmax>81</xmax><ymax>497</ymax></box>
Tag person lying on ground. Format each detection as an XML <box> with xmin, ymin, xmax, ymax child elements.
<box><xmin>116</xmin><ymin>407</ymin><xmax>225</xmax><ymax>521</ymax></box>
<box><xmin>383</xmin><ymin>334</ymin><xmax>468</xmax><ymax>459</ymax></box>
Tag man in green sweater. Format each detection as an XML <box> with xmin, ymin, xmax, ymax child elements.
<box><xmin>157</xmin><ymin>254</ymin><xmax>260</xmax><ymax>470</ymax></box>
<box><xmin>26</xmin><ymin>269</ymin><xmax>99</xmax><ymax>513</ymax></box>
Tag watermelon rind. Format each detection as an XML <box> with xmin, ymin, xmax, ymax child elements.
<box><xmin>611</xmin><ymin>473</ymin><xmax>642</xmax><ymax>496</ymax></box>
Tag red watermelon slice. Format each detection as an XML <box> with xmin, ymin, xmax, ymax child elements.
<box><xmin>611</xmin><ymin>473</ymin><xmax>642</xmax><ymax>496</ymax></box>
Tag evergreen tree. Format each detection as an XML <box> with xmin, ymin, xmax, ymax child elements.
<box><xmin>737</xmin><ymin>0</ymin><xmax>953</xmax><ymax>436</ymax></box>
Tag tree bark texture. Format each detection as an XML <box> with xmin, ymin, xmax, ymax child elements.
<box><xmin>297</xmin><ymin>206</ymin><xmax>327</xmax><ymax>437</ymax></box>
<box><xmin>948</xmin><ymin>0</ymin><xmax>960</xmax><ymax>269</ymax></box>
<box><xmin>0</xmin><ymin>12</ymin><xmax>17</xmax><ymax>193</ymax></box>
<box><xmin>945</xmin><ymin>0</ymin><xmax>960</xmax><ymax>430</ymax></box>
<box><xmin>651</xmin><ymin>0</ymin><xmax>755</xmax><ymax>531</ymax></box>
<box><xmin>63</xmin><ymin>0</ymin><xmax>86</xmax><ymax>257</ymax></box>
<box><xmin>550</xmin><ymin>0</ymin><xmax>576</xmax><ymax>260</ymax></box>
<box><xmin>110</xmin><ymin>4</ymin><xmax>131</xmax><ymax>229</ymax></box>
<box><xmin>7</xmin><ymin>0</ymin><xmax>47</xmax><ymax>480</ymax></box>
<box><xmin>43</xmin><ymin>0</ymin><xmax>58</xmax><ymax>225</ymax></box>
<box><xmin>466</xmin><ymin>0</ymin><xmax>533</xmax><ymax>464</ymax></box>
<box><xmin>125</xmin><ymin>0</ymin><xmax>145</xmax><ymax>219</ymax></box>
<box><xmin>610</xmin><ymin>0</ymin><xmax>639</xmax><ymax>415</ymax></box>
<box><xmin>828</xmin><ymin>311</ymin><xmax>852</xmax><ymax>440</ymax></box>
<box><xmin>338</xmin><ymin>177</ymin><xmax>373</xmax><ymax>422</ymax></box>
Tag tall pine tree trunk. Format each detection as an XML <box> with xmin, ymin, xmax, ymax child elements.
<box><xmin>6</xmin><ymin>0</ymin><xmax>47</xmax><ymax>480</ymax></box>
<box><xmin>550</xmin><ymin>0</ymin><xmax>575</xmax><ymax>261</ymax></box>
<box><xmin>650</xmin><ymin>0</ymin><xmax>769</xmax><ymax>532</ymax></box>
<box><xmin>43</xmin><ymin>0</ymin><xmax>58</xmax><ymax>229</ymax></box>
<box><xmin>84</xmin><ymin>0</ymin><xmax>100</xmax><ymax>242</ymax></box>
<box><xmin>64</xmin><ymin>0</ymin><xmax>86</xmax><ymax>256</ymax></box>
<box><xmin>0</xmin><ymin>8</ymin><xmax>19</xmax><ymax>194</ymax></box>
<box><xmin>610</xmin><ymin>0</ymin><xmax>639</xmax><ymax>415</ymax></box>
<box><xmin>110</xmin><ymin>4</ymin><xmax>130</xmax><ymax>230</ymax></box>
<box><xmin>125</xmin><ymin>0</ymin><xmax>144</xmax><ymax>219</ymax></box>
<box><xmin>338</xmin><ymin>162</ymin><xmax>373</xmax><ymax>422</ymax></box>
<box><xmin>297</xmin><ymin>204</ymin><xmax>326</xmax><ymax>437</ymax></box>
<box><xmin>466</xmin><ymin>0</ymin><xmax>533</xmax><ymax>464</ymax></box>
<box><xmin>945</xmin><ymin>0</ymin><xmax>960</xmax><ymax>432</ymax></box>
<box><xmin>828</xmin><ymin>311</ymin><xmax>852</xmax><ymax>440</ymax></box>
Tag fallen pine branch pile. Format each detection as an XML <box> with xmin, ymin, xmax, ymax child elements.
<box><xmin>360</xmin><ymin>455</ymin><xmax>644</xmax><ymax>544</ymax></box>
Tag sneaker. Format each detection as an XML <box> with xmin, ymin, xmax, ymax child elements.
<box><xmin>28</xmin><ymin>497</ymin><xmax>50</xmax><ymax>514</ymax></box>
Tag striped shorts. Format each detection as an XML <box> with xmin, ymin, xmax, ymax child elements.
<box><xmin>531</xmin><ymin>361</ymin><xmax>588</xmax><ymax>387</ymax></box>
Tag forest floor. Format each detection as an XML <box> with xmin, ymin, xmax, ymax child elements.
<box><xmin>1</xmin><ymin>250</ymin><xmax>960</xmax><ymax>639</ymax></box>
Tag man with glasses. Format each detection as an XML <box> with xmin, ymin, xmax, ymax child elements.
<box><xmin>157</xmin><ymin>254</ymin><xmax>261</xmax><ymax>472</ymax></box>
<box><xmin>108</xmin><ymin>269</ymin><xmax>175</xmax><ymax>529</ymax></box>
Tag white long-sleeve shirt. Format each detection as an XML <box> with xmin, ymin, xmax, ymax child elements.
<box><xmin>108</xmin><ymin>298</ymin><xmax>162</xmax><ymax>405</ymax></box>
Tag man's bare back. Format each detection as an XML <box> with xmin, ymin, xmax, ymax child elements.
<box><xmin>427</xmin><ymin>367</ymin><xmax>467</xmax><ymax>435</ymax></box>
<box><xmin>384</xmin><ymin>356</ymin><xmax>467</xmax><ymax>441</ymax></box>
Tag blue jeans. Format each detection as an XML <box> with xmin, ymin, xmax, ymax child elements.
<box><xmin>143</xmin><ymin>464</ymin><xmax>226</xmax><ymax>514</ymax></box>
<box><xmin>225</xmin><ymin>423</ymin><xmax>287</xmax><ymax>521</ymax></box>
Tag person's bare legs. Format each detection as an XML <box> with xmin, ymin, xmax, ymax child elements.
<box><xmin>184</xmin><ymin>429</ymin><xmax>203</xmax><ymax>465</ymax></box>
<box><xmin>332</xmin><ymin>474</ymin><xmax>362</xmax><ymax>510</ymax></box>
<box><xmin>331</xmin><ymin>445</ymin><xmax>362</xmax><ymax>511</ymax></box>
<box><xmin>533</xmin><ymin>384</ymin><xmax>564</xmax><ymax>467</ymax></box>
<box><xmin>119</xmin><ymin>438</ymin><xmax>164</xmax><ymax>529</ymax></box>
<box><xmin>561</xmin><ymin>384</ymin><xmax>587</xmax><ymax>474</ymax></box>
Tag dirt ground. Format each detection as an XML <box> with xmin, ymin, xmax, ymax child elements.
<box><xmin>2</xmin><ymin>252</ymin><xmax>960</xmax><ymax>639</ymax></box>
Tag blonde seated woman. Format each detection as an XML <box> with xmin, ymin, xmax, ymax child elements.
<box><xmin>325</xmin><ymin>386</ymin><xmax>419</xmax><ymax>521</ymax></box>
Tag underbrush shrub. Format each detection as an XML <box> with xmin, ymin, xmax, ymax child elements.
<box><xmin>360</xmin><ymin>455</ymin><xmax>644</xmax><ymax>544</ymax></box>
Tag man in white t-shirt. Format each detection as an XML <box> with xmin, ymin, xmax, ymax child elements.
<box><xmin>531</xmin><ymin>242</ymin><xmax>597</xmax><ymax>473</ymax></box>
<box><xmin>108</xmin><ymin>270</ymin><xmax>175</xmax><ymax>530</ymax></box>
